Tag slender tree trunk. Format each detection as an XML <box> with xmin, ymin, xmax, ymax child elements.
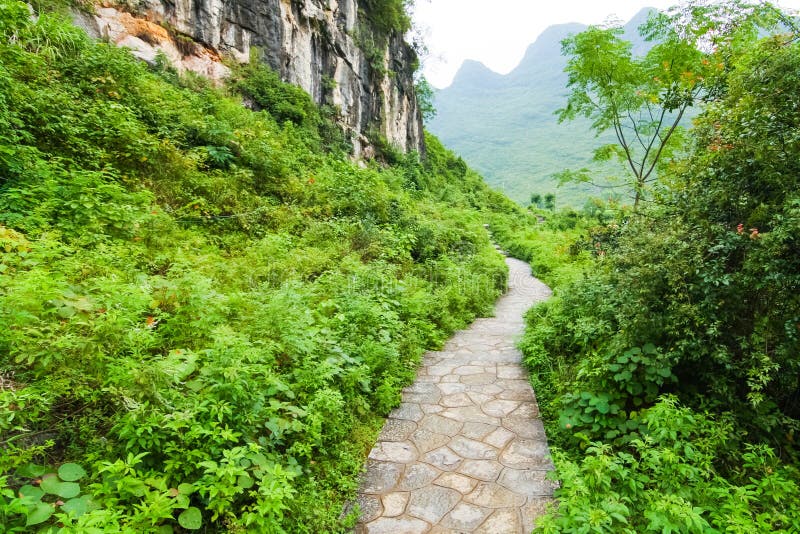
<box><xmin>633</xmin><ymin>177</ymin><xmax>644</xmax><ymax>211</ymax></box>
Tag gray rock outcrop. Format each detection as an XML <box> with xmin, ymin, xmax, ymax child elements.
<box><xmin>79</xmin><ymin>0</ymin><xmax>423</xmax><ymax>155</ymax></box>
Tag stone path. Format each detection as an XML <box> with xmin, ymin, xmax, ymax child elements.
<box><xmin>355</xmin><ymin>256</ymin><xmax>555</xmax><ymax>533</ymax></box>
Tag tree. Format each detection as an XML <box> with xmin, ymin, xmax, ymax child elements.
<box><xmin>415</xmin><ymin>75</ymin><xmax>437</xmax><ymax>122</ymax></box>
<box><xmin>544</xmin><ymin>193</ymin><xmax>556</xmax><ymax>211</ymax></box>
<box><xmin>557</xmin><ymin>0</ymin><xmax>782</xmax><ymax>210</ymax></box>
<box><xmin>359</xmin><ymin>0</ymin><xmax>413</xmax><ymax>37</ymax></box>
<box><xmin>530</xmin><ymin>193</ymin><xmax>543</xmax><ymax>209</ymax></box>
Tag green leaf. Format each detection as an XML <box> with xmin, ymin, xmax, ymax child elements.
<box><xmin>55</xmin><ymin>482</ymin><xmax>81</xmax><ymax>499</ymax></box>
<box><xmin>39</xmin><ymin>474</ymin><xmax>61</xmax><ymax>495</ymax></box>
<box><xmin>124</xmin><ymin>478</ymin><xmax>147</xmax><ymax>497</ymax></box>
<box><xmin>237</xmin><ymin>475</ymin><xmax>254</xmax><ymax>489</ymax></box>
<box><xmin>178</xmin><ymin>507</ymin><xmax>203</xmax><ymax>530</ymax></box>
<box><xmin>38</xmin><ymin>474</ymin><xmax>81</xmax><ymax>499</ymax></box>
<box><xmin>177</xmin><ymin>483</ymin><xmax>195</xmax><ymax>495</ymax></box>
<box><xmin>159</xmin><ymin>350</ymin><xmax>198</xmax><ymax>382</ymax></box>
<box><xmin>17</xmin><ymin>463</ymin><xmax>46</xmax><ymax>478</ymax></box>
<box><xmin>25</xmin><ymin>503</ymin><xmax>54</xmax><ymax>526</ymax></box>
<box><xmin>61</xmin><ymin>495</ymin><xmax>94</xmax><ymax>517</ymax></box>
<box><xmin>148</xmin><ymin>477</ymin><xmax>168</xmax><ymax>492</ymax></box>
<box><xmin>247</xmin><ymin>452</ymin><xmax>268</xmax><ymax>467</ymax></box>
<box><xmin>57</xmin><ymin>306</ymin><xmax>76</xmax><ymax>318</ymax></box>
<box><xmin>610</xmin><ymin>512</ymin><xmax>629</xmax><ymax>523</ymax></box>
<box><xmin>19</xmin><ymin>485</ymin><xmax>44</xmax><ymax>503</ymax></box>
<box><xmin>614</xmin><ymin>371</ymin><xmax>632</xmax><ymax>382</ymax></box>
<box><xmin>185</xmin><ymin>379</ymin><xmax>205</xmax><ymax>392</ymax></box>
<box><xmin>58</xmin><ymin>463</ymin><xmax>87</xmax><ymax>482</ymax></box>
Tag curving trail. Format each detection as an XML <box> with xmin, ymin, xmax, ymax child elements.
<box><xmin>355</xmin><ymin>256</ymin><xmax>555</xmax><ymax>533</ymax></box>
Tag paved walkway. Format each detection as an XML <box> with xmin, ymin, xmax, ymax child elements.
<box><xmin>355</xmin><ymin>256</ymin><xmax>555</xmax><ymax>533</ymax></box>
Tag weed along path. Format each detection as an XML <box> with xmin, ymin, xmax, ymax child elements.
<box><xmin>355</xmin><ymin>256</ymin><xmax>555</xmax><ymax>533</ymax></box>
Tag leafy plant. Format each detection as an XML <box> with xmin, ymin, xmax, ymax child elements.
<box><xmin>557</xmin><ymin>0</ymin><xmax>781</xmax><ymax>209</ymax></box>
<box><xmin>537</xmin><ymin>398</ymin><xmax>800</xmax><ymax>533</ymax></box>
<box><xmin>358</xmin><ymin>0</ymin><xmax>413</xmax><ymax>39</ymax></box>
<box><xmin>0</xmin><ymin>462</ymin><xmax>97</xmax><ymax>529</ymax></box>
<box><xmin>0</xmin><ymin>1</ymin><xmax>514</xmax><ymax>531</ymax></box>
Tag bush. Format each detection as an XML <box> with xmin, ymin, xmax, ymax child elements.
<box><xmin>538</xmin><ymin>397</ymin><xmax>800</xmax><ymax>533</ymax></box>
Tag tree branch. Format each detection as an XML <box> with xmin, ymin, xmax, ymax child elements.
<box><xmin>643</xmin><ymin>104</ymin><xmax>686</xmax><ymax>180</ymax></box>
<box><xmin>610</xmin><ymin>102</ymin><xmax>641</xmax><ymax>182</ymax></box>
<box><xmin>627</xmin><ymin>109</ymin><xmax>649</xmax><ymax>152</ymax></box>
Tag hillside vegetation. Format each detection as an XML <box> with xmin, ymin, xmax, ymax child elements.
<box><xmin>0</xmin><ymin>2</ymin><xmax>523</xmax><ymax>531</ymax></box>
<box><xmin>515</xmin><ymin>4</ymin><xmax>800</xmax><ymax>531</ymax></box>
<box><xmin>4</xmin><ymin>0</ymin><xmax>800</xmax><ymax>531</ymax></box>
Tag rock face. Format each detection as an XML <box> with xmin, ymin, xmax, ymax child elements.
<box><xmin>78</xmin><ymin>0</ymin><xmax>423</xmax><ymax>155</ymax></box>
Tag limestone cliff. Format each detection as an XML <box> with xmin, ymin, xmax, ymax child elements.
<box><xmin>75</xmin><ymin>0</ymin><xmax>424</xmax><ymax>155</ymax></box>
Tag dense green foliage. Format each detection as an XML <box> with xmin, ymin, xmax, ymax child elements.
<box><xmin>558</xmin><ymin>1</ymin><xmax>782</xmax><ymax>209</ymax></box>
<box><xmin>522</xmin><ymin>16</ymin><xmax>800</xmax><ymax>532</ymax></box>
<box><xmin>359</xmin><ymin>0</ymin><xmax>413</xmax><ymax>37</ymax></box>
<box><xmin>0</xmin><ymin>2</ymin><xmax>521</xmax><ymax>531</ymax></box>
<box><xmin>489</xmin><ymin>208</ymin><xmax>594</xmax><ymax>290</ymax></box>
<box><xmin>354</xmin><ymin>0</ymin><xmax>414</xmax><ymax>76</ymax></box>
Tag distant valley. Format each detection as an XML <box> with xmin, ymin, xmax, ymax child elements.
<box><xmin>428</xmin><ymin>9</ymin><xmax>654</xmax><ymax>207</ymax></box>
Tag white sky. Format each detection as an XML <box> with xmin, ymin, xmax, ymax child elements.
<box><xmin>413</xmin><ymin>0</ymin><xmax>800</xmax><ymax>88</ymax></box>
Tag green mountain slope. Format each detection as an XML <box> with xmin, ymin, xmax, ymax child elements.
<box><xmin>0</xmin><ymin>2</ymin><xmax>524</xmax><ymax>531</ymax></box>
<box><xmin>429</xmin><ymin>9</ymin><xmax>655</xmax><ymax>206</ymax></box>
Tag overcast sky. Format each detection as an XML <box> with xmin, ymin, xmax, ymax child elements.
<box><xmin>413</xmin><ymin>0</ymin><xmax>800</xmax><ymax>88</ymax></box>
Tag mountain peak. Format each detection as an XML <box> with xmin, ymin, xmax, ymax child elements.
<box><xmin>428</xmin><ymin>7</ymin><xmax>665</xmax><ymax>205</ymax></box>
<box><xmin>514</xmin><ymin>22</ymin><xmax>588</xmax><ymax>70</ymax></box>
<box><xmin>450</xmin><ymin>59</ymin><xmax>502</xmax><ymax>88</ymax></box>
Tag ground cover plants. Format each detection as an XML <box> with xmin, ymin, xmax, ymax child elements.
<box><xmin>0</xmin><ymin>1</ymin><xmax>524</xmax><ymax>531</ymax></box>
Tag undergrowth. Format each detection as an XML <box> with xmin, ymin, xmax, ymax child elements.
<box><xmin>0</xmin><ymin>2</ymin><xmax>520</xmax><ymax>531</ymax></box>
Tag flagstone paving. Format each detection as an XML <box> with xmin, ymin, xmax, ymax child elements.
<box><xmin>356</xmin><ymin>256</ymin><xmax>555</xmax><ymax>533</ymax></box>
